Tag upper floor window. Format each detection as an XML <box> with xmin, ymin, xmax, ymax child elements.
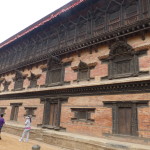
<box><xmin>107</xmin><ymin>1</ymin><xmax>121</xmax><ymax>30</ymax></box>
<box><xmin>2</xmin><ymin>80</ymin><xmax>11</xmax><ymax>92</ymax></box>
<box><xmin>108</xmin><ymin>40</ymin><xmax>139</xmax><ymax>79</ymax></box>
<box><xmin>78</xmin><ymin>61</ymin><xmax>90</xmax><ymax>81</ymax></box>
<box><xmin>28</xmin><ymin>72</ymin><xmax>41</xmax><ymax>88</ymax></box>
<box><xmin>45</xmin><ymin>56</ymin><xmax>64</xmax><ymax>86</ymax></box>
<box><xmin>13</xmin><ymin>70</ymin><xmax>27</xmax><ymax>91</ymax></box>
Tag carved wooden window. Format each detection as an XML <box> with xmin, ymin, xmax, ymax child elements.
<box><xmin>108</xmin><ymin>41</ymin><xmax>139</xmax><ymax>79</ymax></box>
<box><xmin>71</xmin><ymin>108</ymin><xmax>95</xmax><ymax>122</ymax></box>
<box><xmin>77</xmin><ymin>16</ymin><xmax>87</xmax><ymax>41</ymax></box>
<box><xmin>77</xmin><ymin>61</ymin><xmax>90</xmax><ymax>81</ymax></box>
<box><xmin>48</xmin><ymin>31</ymin><xmax>58</xmax><ymax>50</ymax></box>
<box><xmin>67</xmin><ymin>22</ymin><xmax>75</xmax><ymax>45</ymax></box>
<box><xmin>28</xmin><ymin>73</ymin><xmax>40</xmax><ymax>88</ymax></box>
<box><xmin>93</xmin><ymin>9</ymin><xmax>105</xmax><ymax>35</ymax></box>
<box><xmin>107</xmin><ymin>1</ymin><xmax>121</xmax><ymax>30</ymax></box>
<box><xmin>141</xmin><ymin>0</ymin><xmax>149</xmax><ymax>18</ymax></box>
<box><xmin>24</xmin><ymin>107</ymin><xmax>37</xmax><ymax>117</ymax></box>
<box><xmin>10</xmin><ymin>103</ymin><xmax>22</xmax><ymax>121</ymax></box>
<box><xmin>59</xmin><ymin>25</ymin><xmax>66</xmax><ymax>48</ymax></box>
<box><xmin>13</xmin><ymin>70</ymin><xmax>27</xmax><ymax>91</ymax></box>
<box><xmin>45</xmin><ymin>56</ymin><xmax>64</xmax><ymax>86</ymax></box>
<box><xmin>2</xmin><ymin>80</ymin><xmax>11</xmax><ymax>92</ymax></box>
<box><xmin>0</xmin><ymin>107</ymin><xmax>7</xmax><ymax>115</ymax></box>
<box><xmin>124</xmin><ymin>0</ymin><xmax>138</xmax><ymax>24</ymax></box>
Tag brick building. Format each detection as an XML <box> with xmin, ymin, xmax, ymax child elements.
<box><xmin>0</xmin><ymin>0</ymin><xmax>150</xmax><ymax>141</ymax></box>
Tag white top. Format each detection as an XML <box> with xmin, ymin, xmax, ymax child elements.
<box><xmin>25</xmin><ymin>118</ymin><xmax>31</xmax><ymax>129</ymax></box>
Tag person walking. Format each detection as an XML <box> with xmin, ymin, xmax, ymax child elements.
<box><xmin>0</xmin><ymin>114</ymin><xmax>5</xmax><ymax>140</ymax></box>
<box><xmin>19</xmin><ymin>115</ymin><xmax>31</xmax><ymax>142</ymax></box>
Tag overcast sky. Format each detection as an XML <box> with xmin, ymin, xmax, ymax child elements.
<box><xmin>0</xmin><ymin>0</ymin><xmax>71</xmax><ymax>43</ymax></box>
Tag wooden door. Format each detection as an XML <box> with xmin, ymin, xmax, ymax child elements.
<box><xmin>49</xmin><ymin>103</ymin><xmax>58</xmax><ymax>126</ymax></box>
<box><xmin>118</xmin><ymin>107</ymin><xmax>132</xmax><ymax>135</ymax></box>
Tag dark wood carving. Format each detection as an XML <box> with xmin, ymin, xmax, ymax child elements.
<box><xmin>45</xmin><ymin>55</ymin><xmax>64</xmax><ymax>86</ymax></box>
<box><xmin>73</xmin><ymin>61</ymin><xmax>95</xmax><ymax>82</ymax></box>
<box><xmin>13</xmin><ymin>70</ymin><xmax>27</xmax><ymax>91</ymax></box>
<box><xmin>28</xmin><ymin>72</ymin><xmax>41</xmax><ymax>88</ymax></box>
<box><xmin>2</xmin><ymin>80</ymin><xmax>11</xmax><ymax>92</ymax></box>
<box><xmin>101</xmin><ymin>40</ymin><xmax>141</xmax><ymax>79</ymax></box>
<box><xmin>1</xmin><ymin>79</ymin><xmax>150</xmax><ymax>99</ymax></box>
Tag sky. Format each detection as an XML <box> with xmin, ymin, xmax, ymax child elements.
<box><xmin>0</xmin><ymin>0</ymin><xmax>71</xmax><ymax>43</ymax></box>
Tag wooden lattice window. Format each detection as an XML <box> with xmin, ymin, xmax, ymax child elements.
<box><xmin>71</xmin><ymin>108</ymin><xmax>95</xmax><ymax>122</ymax></box>
<box><xmin>125</xmin><ymin>1</ymin><xmax>138</xmax><ymax>17</ymax></box>
<box><xmin>45</xmin><ymin>56</ymin><xmax>64</xmax><ymax>86</ymax></box>
<box><xmin>77</xmin><ymin>16</ymin><xmax>87</xmax><ymax>41</ymax></box>
<box><xmin>0</xmin><ymin>107</ymin><xmax>7</xmax><ymax>115</ymax></box>
<box><xmin>24</xmin><ymin>107</ymin><xmax>37</xmax><ymax>117</ymax></box>
<box><xmin>108</xmin><ymin>41</ymin><xmax>139</xmax><ymax>79</ymax></box>
<box><xmin>107</xmin><ymin>1</ymin><xmax>121</xmax><ymax>30</ymax></box>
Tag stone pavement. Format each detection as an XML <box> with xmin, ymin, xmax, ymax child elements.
<box><xmin>0</xmin><ymin>132</ymin><xmax>69</xmax><ymax>150</ymax></box>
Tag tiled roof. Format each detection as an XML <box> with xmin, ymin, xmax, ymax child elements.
<box><xmin>0</xmin><ymin>0</ymin><xmax>86</xmax><ymax>49</ymax></box>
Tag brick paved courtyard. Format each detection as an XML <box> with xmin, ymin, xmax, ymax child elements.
<box><xmin>0</xmin><ymin>132</ymin><xmax>68</xmax><ymax>150</ymax></box>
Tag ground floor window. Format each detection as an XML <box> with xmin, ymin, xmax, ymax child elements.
<box><xmin>24</xmin><ymin>107</ymin><xmax>37</xmax><ymax>117</ymax></box>
<box><xmin>10</xmin><ymin>103</ymin><xmax>22</xmax><ymax>121</ymax></box>
<box><xmin>0</xmin><ymin>107</ymin><xmax>7</xmax><ymax>115</ymax></box>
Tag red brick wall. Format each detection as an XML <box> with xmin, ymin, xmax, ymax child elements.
<box><xmin>61</xmin><ymin>94</ymin><xmax>150</xmax><ymax>138</ymax></box>
<box><xmin>0</xmin><ymin>98</ymin><xmax>43</xmax><ymax>126</ymax></box>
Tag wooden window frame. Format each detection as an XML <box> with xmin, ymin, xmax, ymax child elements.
<box><xmin>0</xmin><ymin>107</ymin><xmax>7</xmax><ymax>115</ymax></box>
<box><xmin>71</xmin><ymin>108</ymin><xmax>95</xmax><ymax>122</ymax></box>
<box><xmin>24</xmin><ymin>107</ymin><xmax>37</xmax><ymax>117</ymax></box>
<box><xmin>108</xmin><ymin>41</ymin><xmax>139</xmax><ymax>79</ymax></box>
<box><xmin>45</xmin><ymin>56</ymin><xmax>64</xmax><ymax>87</ymax></box>
<box><xmin>10</xmin><ymin>103</ymin><xmax>22</xmax><ymax>121</ymax></box>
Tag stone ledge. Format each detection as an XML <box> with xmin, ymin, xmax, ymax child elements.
<box><xmin>3</xmin><ymin>124</ymin><xmax>150</xmax><ymax>150</ymax></box>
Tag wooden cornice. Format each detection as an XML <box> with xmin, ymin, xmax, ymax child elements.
<box><xmin>1</xmin><ymin>79</ymin><xmax>150</xmax><ymax>100</ymax></box>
